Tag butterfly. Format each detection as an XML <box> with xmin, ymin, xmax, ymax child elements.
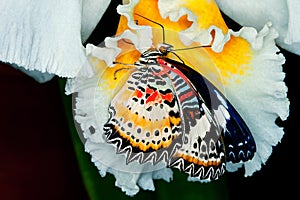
<box><xmin>103</xmin><ymin>16</ymin><xmax>256</xmax><ymax>181</ymax></box>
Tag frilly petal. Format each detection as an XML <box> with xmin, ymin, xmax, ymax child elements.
<box><xmin>10</xmin><ymin>63</ymin><xmax>55</xmax><ymax>83</ymax></box>
<box><xmin>158</xmin><ymin>0</ymin><xmax>227</xmax><ymax>52</ymax></box>
<box><xmin>116</xmin><ymin>0</ymin><xmax>154</xmax><ymax>51</ymax></box>
<box><xmin>0</xmin><ymin>0</ymin><xmax>109</xmax><ymax>78</ymax></box>
<box><xmin>216</xmin><ymin>0</ymin><xmax>300</xmax><ymax>56</ymax></box>
<box><xmin>223</xmin><ymin>24</ymin><xmax>289</xmax><ymax>176</ymax></box>
<box><xmin>90</xmin><ymin>144</ymin><xmax>173</xmax><ymax>196</ymax></box>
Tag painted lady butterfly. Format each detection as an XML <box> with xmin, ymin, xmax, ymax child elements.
<box><xmin>103</xmin><ymin>15</ymin><xmax>256</xmax><ymax>181</ymax></box>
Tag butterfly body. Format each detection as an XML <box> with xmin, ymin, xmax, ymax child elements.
<box><xmin>103</xmin><ymin>43</ymin><xmax>256</xmax><ymax>181</ymax></box>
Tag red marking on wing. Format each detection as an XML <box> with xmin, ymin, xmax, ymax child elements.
<box><xmin>146</xmin><ymin>87</ymin><xmax>155</xmax><ymax>94</ymax></box>
<box><xmin>161</xmin><ymin>93</ymin><xmax>173</xmax><ymax>102</ymax></box>
<box><xmin>144</xmin><ymin>86</ymin><xmax>173</xmax><ymax>104</ymax></box>
<box><xmin>189</xmin><ymin>111</ymin><xmax>195</xmax><ymax>119</ymax></box>
<box><xmin>157</xmin><ymin>58</ymin><xmax>191</xmax><ymax>84</ymax></box>
<box><xmin>157</xmin><ymin>58</ymin><xmax>203</xmax><ymax>104</ymax></box>
<box><xmin>134</xmin><ymin>89</ymin><xmax>143</xmax><ymax>98</ymax></box>
<box><xmin>179</xmin><ymin>90</ymin><xmax>193</xmax><ymax>102</ymax></box>
<box><xmin>157</xmin><ymin>58</ymin><xmax>167</xmax><ymax>66</ymax></box>
<box><xmin>146</xmin><ymin>90</ymin><xmax>159</xmax><ymax>104</ymax></box>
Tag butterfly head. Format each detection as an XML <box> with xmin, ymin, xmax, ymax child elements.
<box><xmin>158</xmin><ymin>43</ymin><xmax>174</xmax><ymax>55</ymax></box>
<box><xmin>137</xmin><ymin>43</ymin><xmax>174</xmax><ymax>66</ymax></box>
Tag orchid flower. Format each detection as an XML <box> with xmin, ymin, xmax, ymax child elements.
<box><xmin>66</xmin><ymin>0</ymin><xmax>289</xmax><ymax>196</ymax></box>
<box><xmin>0</xmin><ymin>0</ymin><xmax>291</xmax><ymax>198</ymax></box>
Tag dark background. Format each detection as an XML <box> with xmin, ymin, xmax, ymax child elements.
<box><xmin>1</xmin><ymin>1</ymin><xmax>298</xmax><ymax>199</ymax></box>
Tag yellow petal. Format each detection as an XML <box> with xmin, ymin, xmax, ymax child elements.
<box><xmin>115</xmin><ymin>0</ymin><xmax>253</xmax><ymax>88</ymax></box>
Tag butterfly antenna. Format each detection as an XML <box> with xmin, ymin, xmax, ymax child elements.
<box><xmin>134</xmin><ymin>13</ymin><xmax>165</xmax><ymax>44</ymax></box>
<box><xmin>170</xmin><ymin>52</ymin><xmax>185</xmax><ymax>64</ymax></box>
<box><xmin>173</xmin><ymin>45</ymin><xmax>211</xmax><ymax>51</ymax></box>
<box><xmin>171</xmin><ymin>45</ymin><xmax>212</xmax><ymax>64</ymax></box>
<box><xmin>112</xmin><ymin>64</ymin><xmax>135</xmax><ymax>80</ymax></box>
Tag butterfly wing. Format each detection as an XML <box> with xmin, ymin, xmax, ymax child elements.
<box><xmin>157</xmin><ymin>60</ymin><xmax>226</xmax><ymax>181</ymax></box>
<box><xmin>103</xmin><ymin>66</ymin><xmax>183</xmax><ymax>164</ymax></box>
<box><xmin>161</xmin><ymin>58</ymin><xmax>256</xmax><ymax>163</ymax></box>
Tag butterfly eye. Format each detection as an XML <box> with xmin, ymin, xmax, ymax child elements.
<box><xmin>159</xmin><ymin>46</ymin><xmax>167</xmax><ymax>54</ymax></box>
<box><xmin>159</xmin><ymin>46</ymin><xmax>169</xmax><ymax>55</ymax></box>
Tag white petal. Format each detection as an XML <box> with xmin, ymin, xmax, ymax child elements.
<box><xmin>85</xmin><ymin>30</ymin><xmax>143</xmax><ymax>67</ymax></box>
<box><xmin>0</xmin><ymin>0</ymin><xmax>92</xmax><ymax>77</ymax></box>
<box><xmin>158</xmin><ymin>0</ymin><xmax>214</xmax><ymax>48</ymax></box>
<box><xmin>117</xmin><ymin>0</ymin><xmax>153</xmax><ymax>52</ymax></box>
<box><xmin>86</xmin><ymin>139</ymin><xmax>170</xmax><ymax>195</ymax></box>
<box><xmin>137</xmin><ymin>168</ymin><xmax>173</xmax><ymax>191</ymax></box>
<box><xmin>137</xmin><ymin>173</ymin><xmax>155</xmax><ymax>191</ymax></box>
<box><xmin>81</xmin><ymin>0</ymin><xmax>112</xmax><ymax>43</ymax></box>
<box><xmin>158</xmin><ymin>0</ymin><xmax>237</xmax><ymax>53</ymax></box>
<box><xmin>10</xmin><ymin>64</ymin><xmax>55</xmax><ymax>83</ymax></box>
<box><xmin>216</xmin><ymin>0</ymin><xmax>300</xmax><ymax>55</ymax></box>
<box><xmin>223</xmin><ymin>25</ymin><xmax>289</xmax><ymax>176</ymax></box>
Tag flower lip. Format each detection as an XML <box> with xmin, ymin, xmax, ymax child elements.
<box><xmin>68</xmin><ymin>0</ymin><xmax>290</xmax><ymax>196</ymax></box>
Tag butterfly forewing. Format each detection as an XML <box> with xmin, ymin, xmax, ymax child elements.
<box><xmin>212</xmin><ymin>90</ymin><xmax>256</xmax><ymax>162</ymax></box>
<box><xmin>161</xmin><ymin>58</ymin><xmax>256</xmax><ymax>163</ymax></box>
<box><xmin>103</xmin><ymin>66</ymin><xmax>184</xmax><ymax>164</ymax></box>
<box><xmin>157</xmin><ymin>59</ymin><xmax>226</xmax><ymax>181</ymax></box>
